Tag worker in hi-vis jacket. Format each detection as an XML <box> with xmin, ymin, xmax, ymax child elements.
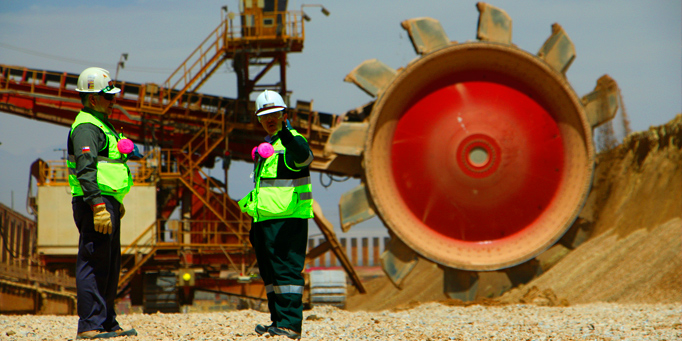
<box><xmin>68</xmin><ymin>67</ymin><xmax>137</xmax><ymax>339</ymax></box>
<box><xmin>239</xmin><ymin>90</ymin><xmax>314</xmax><ymax>340</ymax></box>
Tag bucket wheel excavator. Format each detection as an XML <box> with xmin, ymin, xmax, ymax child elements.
<box><xmin>331</xmin><ymin>3</ymin><xmax>623</xmax><ymax>298</ymax></box>
<box><xmin>0</xmin><ymin>2</ymin><xmax>624</xmax><ymax>305</ymax></box>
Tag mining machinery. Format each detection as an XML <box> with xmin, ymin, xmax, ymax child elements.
<box><xmin>334</xmin><ymin>3</ymin><xmax>622</xmax><ymax>297</ymax></box>
<box><xmin>0</xmin><ymin>2</ymin><xmax>622</xmax><ymax>311</ymax></box>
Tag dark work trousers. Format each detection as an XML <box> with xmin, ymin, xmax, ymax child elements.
<box><xmin>72</xmin><ymin>195</ymin><xmax>122</xmax><ymax>333</ymax></box>
<box><xmin>249</xmin><ymin>217</ymin><xmax>308</xmax><ymax>333</ymax></box>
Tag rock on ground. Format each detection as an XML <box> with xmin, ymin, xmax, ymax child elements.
<box><xmin>1</xmin><ymin>303</ymin><xmax>680</xmax><ymax>340</ymax></box>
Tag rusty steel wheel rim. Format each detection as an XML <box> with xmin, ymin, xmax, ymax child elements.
<box><xmin>364</xmin><ymin>42</ymin><xmax>594</xmax><ymax>270</ymax></box>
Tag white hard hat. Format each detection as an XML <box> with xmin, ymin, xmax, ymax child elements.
<box><xmin>75</xmin><ymin>67</ymin><xmax>121</xmax><ymax>94</ymax></box>
<box><xmin>255</xmin><ymin>90</ymin><xmax>287</xmax><ymax>116</ymax></box>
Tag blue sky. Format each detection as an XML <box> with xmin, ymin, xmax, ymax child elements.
<box><xmin>0</xmin><ymin>0</ymin><xmax>680</xmax><ymax>233</ymax></box>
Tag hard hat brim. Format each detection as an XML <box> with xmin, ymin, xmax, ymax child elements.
<box><xmin>76</xmin><ymin>87</ymin><xmax>121</xmax><ymax>94</ymax></box>
<box><xmin>103</xmin><ymin>87</ymin><xmax>122</xmax><ymax>94</ymax></box>
<box><xmin>256</xmin><ymin>106</ymin><xmax>286</xmax><ymax>116</ymax></box>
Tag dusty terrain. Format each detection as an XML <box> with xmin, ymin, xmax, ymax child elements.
<box><xmin>1</xmin><ymin>115</ymin><xmax>680</xmax><ymax>340</ymax></box>
<box><xmin>1</xmin><ymin>303</ymin><xmax>680</xmax><ymax>340</ymax></box>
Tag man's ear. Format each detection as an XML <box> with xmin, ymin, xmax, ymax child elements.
<box><xmin>87</xmin><ymin>94</ymin><xmax>97</xmax><ymax>107</ymax></box>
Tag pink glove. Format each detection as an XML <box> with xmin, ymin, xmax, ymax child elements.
<box><xmin>117</xmin><ymin>138</ymin><xmax>134</xmax><ymax>154</ymax></box>
<box><xmin>257</xmin><ymin>143</ymin><xmax>274</xmax><ymax>158</ymax></box>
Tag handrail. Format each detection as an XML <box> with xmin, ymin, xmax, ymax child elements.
<box><xmin>121</xmin><ymin>220</ymin><xmax>157</xmax><ymax>256</ymax></box>
<box><xmin>122</xmin><ymin>219</ymin><xmax>250</xmax><ymax>253</ymax></box>
<box><xmin>118</xmin><ymin>245</ymin><xmax>158</xmax><ymax>288</ymax></box>
<box><xmin>139</xmin><ymin>8</ymin><xmax>306</xmax><ymax>118</ymax></box>
<box><xmin>177</xmin><ymin>177</ymin><xmax>247</xmax><ymax>242</ymax></box>
<box><xmin>139</xmin><ymin>18</ymin><xmax>229</xmax><ymax>116</ymax></box>
<box><xmin>229</xmin><ymin>10</ymin><xmax>305</xmax><ymax>42</ymax></box>
<box><xmin>168</xmin><ymin>101</ymin><xmax>250</xmax><ymax>236</ymax></box>
<box><xmin>164</xmin><ymin>20</ymin><xmax>227</xmax><ymax>96</ymax></box>
<box><xmin>117</xmin><ymin>217</ymin><xmax>252</xmax><ymax>289</ymax></box>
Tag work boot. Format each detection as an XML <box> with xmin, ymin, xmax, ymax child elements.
<box><xmin>111</xmin><ymin>328</ymin><xmax>138</xmax><ymax>337</ymax></box>
<box><xmin>255</xmin><ymin>323</ymin><xmax>274</xmax><ymax>335</ymax></box>
<box><xmin>76</xmin><ymin>330</ymin><xmax>118</xmax><ymax>339</ymax></box>
<box><xmin>268</xmin><ymin>327</ymin><xmax>301</xmax><ymax>340</ymax></box>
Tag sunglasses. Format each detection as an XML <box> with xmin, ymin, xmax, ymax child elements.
<box><xmin>99</xmin><ymin>84</ymin><xmax>116</xmax><ymax>101</ymax></box>
<box><xmin>257</xmin><ymin>111</ymin><xmax>283</xmax><ymax>122</ymax></box>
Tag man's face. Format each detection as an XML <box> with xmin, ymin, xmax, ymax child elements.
<box><xmin>258</xmin><ymin>110</ymin><xmax>286</xmax><ymax>135</ymax></box>
<box><xmin>90</xmin><ymin>92</ymin><xmax>116</xmax><ymax>116</ymax></box>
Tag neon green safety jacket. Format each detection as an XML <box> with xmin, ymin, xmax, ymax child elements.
<box><xmin>239</xmin><ymin>130</ymin><xmax>314</xmax><ymax>222</ymax></box>
<box><xmin>67</xmin><ymin>111</ymin><xmax>133</xmax><ymax>203</ymax></box>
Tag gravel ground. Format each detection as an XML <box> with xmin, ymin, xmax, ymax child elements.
<box><xmin>1</xmin><ymin>302</ymin><xmax>680</xmax><ymax>340</ymax></box>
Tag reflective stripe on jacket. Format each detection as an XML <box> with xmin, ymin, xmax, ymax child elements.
<box><xmin>67</xmin><ymin>111</ymin><xmax>133</xmax><ymax>203</ymax></box>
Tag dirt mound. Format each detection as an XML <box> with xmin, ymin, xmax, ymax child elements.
<box><xmin>499</xmin><ymin>217</ymin><xmax>681</xmax><ymax>304</ymax></box>
<box><xmin>346</xmin><ymin>256</ymin><xmax>448</xmax><ymax>311</ymax></box>
<box><xmin>347</xmin><ymin>114</ymin><xmax>682</xmax><ymax>310</ymax></box>
<box><xmin>584</xmin><ymin>113</ymin><xmax>682</xmax><ymax>239</ymax></box>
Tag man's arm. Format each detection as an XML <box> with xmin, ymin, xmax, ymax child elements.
<box><xmin>71</xmin><ymin>124</ymin><xmax>106</xmax><ymax>206</ymax></box>
<box><xmin>277</xmin><ymin>124</ymin><xmax>313</xmax><ymax>169</ymax></box>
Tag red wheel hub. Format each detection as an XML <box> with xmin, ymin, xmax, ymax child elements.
<box><xmin>391</xmin><ymin>81</ymin><xmax>564</xmax><ymax>243</ymax></box>
<box><xmin>456</xmin><ymin>133</ymin><xmax>501</xmax><ymax>178</ymax></box>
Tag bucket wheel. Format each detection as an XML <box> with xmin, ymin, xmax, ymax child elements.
<box><xmin>334</xmin><ymin>3</ymin><xmax>623</xmax><ymax>298</ymax></box>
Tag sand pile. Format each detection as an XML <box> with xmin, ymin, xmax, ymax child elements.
<box><xmin>347</xmin><ymin>114</ymin><xmax>682</xmax><ymax>310</ymax></box>
<box><xmin>585</xmin><ymin>113</ymin><xmax>682</xmax><ymax>239</ymax></box>
<box><xmin>499</xmin><ymin>217</ymin><xmax>681</xmax><ymax>305</ymax></box>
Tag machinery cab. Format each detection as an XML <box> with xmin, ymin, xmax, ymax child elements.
<box><xmin>239</xmin><ymin>0</ymin><xmax>292</xmax><ymax>38</ymax></box>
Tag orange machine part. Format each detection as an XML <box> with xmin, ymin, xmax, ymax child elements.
<box><xmin>364</xmin><ymin>43</ymin><xmax>594</xmax><ymax>271</ymax></box>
